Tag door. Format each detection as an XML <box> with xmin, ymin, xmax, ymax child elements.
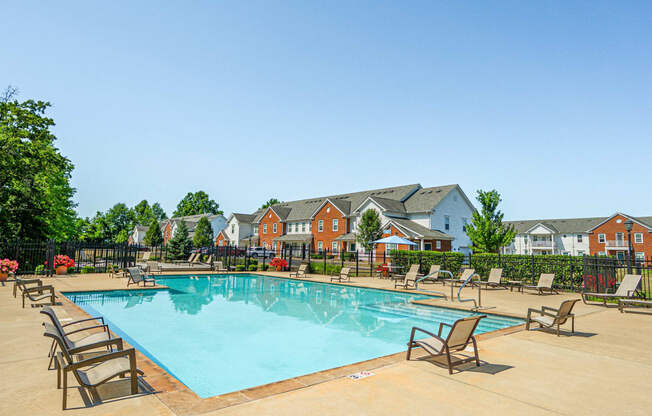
<box><xmin>616</xmin><ymin>251</ymin><xmax>625</xmax><ymax>262</ymax></box>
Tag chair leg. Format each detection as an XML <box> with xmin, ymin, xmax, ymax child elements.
<box><xmin>472</xmin><ymin>337</ymin><xmax>480</xmax><ymax>367</ymax></box>
<box><xmin>571</xmin><ymin>316</ymin><xmax>575</xmax><ymax>333</ymax></box>
<box><xmin>557</xmin><ymin>324</ymin><xmax>560</xmax><ymax>337</ymax></box>
<box><xmin>445</xmin><ymin>348</ymin><xmax>453</xmax><ymax>375</ymax></box>
<box><xmin>62</xmin><ymin>370</ymin><xmax>67</xmax><ymax>410</ymax></box>
<box><xmin>406</xmin><ymin>343</ymin><xmax>412</xmax><ymax>360</ymax></box>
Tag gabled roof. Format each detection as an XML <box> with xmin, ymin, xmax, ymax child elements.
<box><xmin>505</xmin><ymin>217</ymin><xmax>605</xmax><ymax>234</ymax></box>
<box><xmin>229</xmin><ymin>213</ymin><xmax>258</xmax><ymax>224</ymax></box>
<box><xmin>524</xmin><ymin>222</ymin><xmax>558</xmax><ymax>234</ymax></box>
<box><xmin>402</xmin><ymin>184</ymin><xmax>465</xmax><ymax>213</ymax></box>
<box><xmin>586</xmin><ymin>213</ymin><xmax>652</xmax><ymax>233</ymax></box>
<box><xmin>386</xmin><ymin>218</ymin><xmax>453</xmax><ymax>240</ymax></box>
<box><xmin>308</xmin><ymin>198</ymin><xmax>352</xmax><ymax>219</ymax></box>
<box><xmin>368</xmin><ymin>196</ymin><xmax>406</xmax><ymax>213</ymax></box>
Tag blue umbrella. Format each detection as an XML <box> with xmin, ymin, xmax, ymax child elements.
<box><xmin>372</xmin><ymin>235</ymin><xmax>417</xmax><ymax>246</ymax></box>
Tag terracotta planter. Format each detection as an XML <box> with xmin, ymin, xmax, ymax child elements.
<box><xmin>55</xmin><ymin>266</ymin><xmax>68</xmax><ymax>275</ymax></box>
<box><xmin>275</xmin><ymin>266</ymin><xmax>282</xmax><ymax>271</ymax></box>
<box><xmin>0</xmin><ymin>272</ymin><xmax>8</xmax><ymax>282</ymax></box>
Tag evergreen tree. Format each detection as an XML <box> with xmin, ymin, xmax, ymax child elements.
<box><xmin>356</xmin><ymin>209</ymin><xmax>383</xmax><ymax>251</ymax></box>
<box><xmin>465</xmin><ymin>189</ymin><xmax>516</xmax><ymax>253</ymax></box>
<box><xmin>167</xmin><ymin>221</ymin><xmax>192</xmax><ymax>260</ymax></box>
<box><xmin>144</xmin><ymin>218</ymin><xmax>163</xmax><ymax>247</ymax></box>
<box><xmin>193</xmin><ymin>216</ymin><xmax>214</xmax><ymax>248</ymax></box>
<box><xmin>151</xmin><ymin>202</ymin><xmax>168</xmax><ymax>221</ymax></box>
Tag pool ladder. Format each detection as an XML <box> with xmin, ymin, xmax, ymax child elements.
<box><xmin>416</xmin><ymin>270</ymin><xmax>495</xmax><ymax>312</ymax></box>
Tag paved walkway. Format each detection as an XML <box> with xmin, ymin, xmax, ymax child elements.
<box><xmin>2</xmin><ymin>272</ymin><xmax>651</xmax><ymax>415</ymax></box>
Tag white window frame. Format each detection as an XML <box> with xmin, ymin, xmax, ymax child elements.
<box><xmin>272</xmin><ymin>241</ymin><xmax>277</xmax><ymax>250</ymax></box>
<box><xmin>444</xmin><ymin>216</ymin><xmax>450</xmax><ymax>231</ymax></box>
<box><xmin>436</xmin><ymin>240</ymin><xmax>441</xmax><ymax>250</ymax></box>
<box><xmin>318</xmin><ymin>220</ymin><xmax>324</xmax><ymax>232</ymax></box>
<box><xmin>332</xmin><ymin>241</ymin><xmax>338</xmax><ymax>252</ymax></box>
<box><xmin>634</xmin><ymin>233</ymin><xmax>643</xmax><ymax>244</ymax></box>
<box><xmin>273</xmin><ymin>223</ymin><xmax>277</xmax><ymax>233</ymax></box>
<box><xmin>263</xmin><ymin>224</ymin><xmax>267</xmax><ymax>234</ymax></box>
<box><xmin>598</xmin><ymin>234</ymin><xmax>605</xmax><ymax>243</ymax></box>
<box><xmin>577</xmin><ymin>234</ymin><xmax>582</xmax><ymax>243</ymax></box>
<box><xmin>635</xmin><ymin>252</ymin><xmax>644</xmax><ymax>261</ymax></box>
<box><xmin>332</xmin><ymin>219</ymin><xmax>338</xmax><ymax>232</ymax></box>
<box><xmin>302</xmin><ymin>222</ymin><xmax>305</xmax><ymax>232</ymax></box>
<box><xmin>317</xmin><ymin>241</ymin><xmax>323</xmax><ymax>251</ymax></box>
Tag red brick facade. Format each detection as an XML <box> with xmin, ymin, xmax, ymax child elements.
<box><xmin>376</xmin><ymin>225</ymin><xmax>451</xmax><ymax>255</ymax></box>
<box><xmin>311</xmin><ymin>202</ymin><xmax>347</xmax><ymax>253</ymax></box>
<box><xmin>163</xmin><ymin>222</ymin><xmax>172</xmax><ymax>244</ymax></box>
<box><xmin>589</xmin><ymin>214</ymin><xmax>651</xmax><ymax>260</ymax></box>
<box><xmin>215</xmin><ymin>231</ymin><xmax>229</xmax><ymax>247</ymax></box>
<box><xmin>258</xmin><ymin>208</ymin><xmax>284</xmax><ymax>253</ymax></box>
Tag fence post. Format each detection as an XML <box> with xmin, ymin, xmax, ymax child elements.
<box><xmin>288</xmin><ymin>245</ymin><xmax>293</xmax><ymax>272</ymax></box>
<box><xmin>307</xmin><ymin>246</ymin><xmax>311</xmax><ymax>270</ymax></box>
<box><xmin>323</xmin><ymin>248</ymin><xmax>327</xmax><ymax>273</ymax></box>
<box><xmin>442</xmin><ymin>252</ymin><xmax>447</xmax><ymax>271</ymax></box>
<box><xmin>569</xmin><ymin>255</ymin><xmax>573</xmax><ymax>291</ymax></box>
<box><xmin>531</xmin><ymin>253</ymin><xmax>535</xmax><ymax>284</ymax></box>
<box><xmin>370</xmin><ymin>248</ymin><xmax>373</xmax><ymax>276</ymax></box>
<box><xmin>356</xmin><ymin>250</ymin><xmax>359</xmax><ymax>277</ymax></box>
<box><xmin>263</xmin><ymin>247</ymin><xmax>267</xmax><ymax>270</ymax></box>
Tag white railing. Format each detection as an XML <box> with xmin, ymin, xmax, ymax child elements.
<box><xmin>605</xmin><ymin>240</ymin><xmax>628</xmax><ymax>248</ymax></box>
<box><xmin>531</xmin><ymin>240</ymin><xmax>553</xmax><ymax>248</ymax></box>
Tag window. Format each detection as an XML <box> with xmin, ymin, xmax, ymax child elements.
<box><xmin>462</xmin><ymin>218</ymin><xmax>467</xmax><ymax>232</ymax></box>
<box><xmin>263</xmin><ymin>224</ymin><xmax>267</xmax><ymax>234</ymax></box>
<box><xmin>272</xmin><ymin>242</ymin><xmax>277</xmax><ymax>250</ymax></box>
<box><xmin>332</xmin><ymin>242</ymin><xmax>338</xmax><ymax>252</ymax></box>
<box><xmin>318</xmin><ymin>220</ymin><xmax>324</xmax><ymax>232</ymax></box>
<box><xmin>273</xmin><ymin>223</ymin><xmax>277</xmax><ymax>233</ymax></box>
<box><xmin>254</xmin><ymin>226</ymin><xmax>258</xmax><ymax>234</ymax></box>
<box><xmin>350</xmin><ymin>220</ymin><xmax>355</xmax><ymax>232</ymax></box>
<box><xmin>332</xmin><ymin>219</ymin><xmax>338</xmax><ymax>232</ymax></box>
<box><xmin>424</xmin><ymin>242</ymin><xmax>432</xmax><ymax>250</ymax></box>
<box><xmin>577</xmin><ymin>250</ymin><xmax>585</xmax><ymax>256</ymax></box>
<box><xmin>444</xmin><ymin>216</ymin><xmax>450</xmax><ymax>231</ymax></box>
<box><xmin>231</xmin><ymin>224</ymin><xmax>235</xmax><ymax>233</ymax></box>
<box><xmin>436</xmin><ymin>241</ymin><xmax>441</xmax><ymax>250</ymax></box>
<box><xmin>635</xmin><ymin>252</ymin><xmax>645</xmax><ymax>261</ymax></box>
<box><xmin>598</xmin><ymin>234</ymin><xmax>605</xmax><ymax>243</ymax></box>
<box><xmin>302</xmin><ymin>222</ymin><xmax>306</xmax><ymax>232</ymax></box>
<box><xmin>598</xmin><ymin>251</ymin><xmax>606</xmax><ymax>256</ymax></box>
<box><xmin>309</xmin><ymin>222</ymin><xmax>312</xmax><ymax>231</ymax></box>
<box><xmin>219</xmin><ymin>240</ymin><xmax>223</xmax><ymax>247</ymax></box>
<box><xmin>616</xmin><ymin>232</ymin><xmax>624</xmax><ymax>241</ymax></box>
<box><xmin>577</xmin><ymin>234</ymin><xmax>583</xmax><ymax>243</ymax></box>
<box><xmin>317</xmin><ymin>241</ymin><xmax>323</xmax><ymax>251</ymax></box>
<box><xmin>634</xmin><ymin>233</ymin><xmax>643</xmax><ymax>244</ymax></box>
<box><xmin>349</xmin><ymin>243</ymin><xmax>356</xmax><ymax>252</ymax></box>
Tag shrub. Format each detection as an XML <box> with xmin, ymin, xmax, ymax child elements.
<box><xmin>67</xmin><ymin>267</ymin><xmax>77</xmax><ymax>274</ymax></box>
<box><xmin>235</xmin><ymin>265</ymin><xmax>245</xmax><ymax>271</ymax></box>
<box><xmin>258</xmin><ymin>264</ymin><xmax>270</xmax><ymax>271</ymax></box>
<box><xmin>389</xmin><ymin>250</ymin><xmax>465</xmax><ymax>275</ymax></box>
<box><xmin>310</xmin><ymin>253</ymin><xmax>324</xmax><ymax>259</ymax></box>
<box><xmin>248</xmin><ymin>265</ymin><xmax>257</xmax><ymax>271</ymax></box>
<box><xmin>308</xmin><ymin>263</ymin><xmax>341</xmax><ymax>275</ymax></box>
<box><xmin>35</xmin><ymin>264</ymin><xmax>45</xmax><ymax>275</ymax></box>
<box><xmin>80</xmin><ymin>266</ymin><xmax>95</xmax><ymax>274</ymax></box>
<box><xmin>342</xmin><ymin>252</ymin><xmax>355</xmax><ymax>261</ymax></box>
<box><xmin>248</xmin><ymin>259</ymin><xmax>258</xmax><ymax>266</ymax></box>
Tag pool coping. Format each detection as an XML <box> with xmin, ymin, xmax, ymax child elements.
<box><xmin>57</xmin><ymin>273</ymin><xmax>526</xmax><ymax>415</ymax></box>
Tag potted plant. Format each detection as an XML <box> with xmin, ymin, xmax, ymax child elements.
<box><xmin>53</xmin><ymin>255</ymin><xmax>75</xmax><ymax>275</ymax></box>
<box><xmin>269</xmin><ymin>257</ymin><xmax>288</xmax><ymax>272</ymax></box>
<box><xmin>0</xmin><ymin>259</ymin><xmax>19</xmax><ymax>282</ymax></box>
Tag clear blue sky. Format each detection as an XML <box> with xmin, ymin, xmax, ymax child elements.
<box><xmin>3</xmin><ymin>1</ymin><xmax>651</xmax><ymax>220</ymax></box>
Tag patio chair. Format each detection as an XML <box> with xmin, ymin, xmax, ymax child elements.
<box><xmin>13</xmin><ymin>277</ymin><xmax>42</xmax><ymax>298</ymax></box>
<box><xmin>407</xmin><ymin>315</ymin><xmax>486</xmax><ymax>374</ymax></box>
<box><xmin>582</xmin><ymin>274</ymin><xmax>642</xmax><ymax>306</ymax></box>
<box><xmin>331</xmin><ymin>267</ymin><xmax>352</xmax><ymax>282</ymax></box>
<box><xmin>43</xmin><ymin>323</ymin><xmax>142</xmax><ymax>410</ymax></box>
<box><xmin>40</xmin><ymin>306</ymin><xmax>113</xmax><ymax>369</ymax></box>
<box><xmin>107</xmin><ymin>264</ymin><xmax>125</xmax><ymax>278</ymax></box>
<box><xmin>18</xmin><ymin>278</ymin><xmax>56</xmax><ymax>308</ymax></box>
<box><xmin>289</xmin><ymin>263</ymin><xmax>308</xmax><ymax>278</ymax></box>
<box><xmin>394</xmin><ymin>270</ymin><xmax>419</xmax><ymax>289</ymax></box>
<box><xmin>479</xmin><ymin>268</ymin><xmax>505</xmax><ymax>289</ymax></box>
<box><xmin>390</xmin><ymin>264</ymin><xmax>420</xmax><ymax>280</ymax></box>
<box><xmin>526</xmin><ymin>299</ymin><xmax>579</xmax><ymax>336</ymax></box>
<box><xmin>420</xmin><ymin>264</ymin><xmax>442</xmax><ymax>284</ymax></box>
<box><xmin>146</xmin><ymin>261</ymin><xmax>162</xmax><ymax>275</ymax></box>
<box><xmin>126</xmin><ymin>268</ymin><xmax>156</xmax><ymax>287</ymax></box>
<box><xmin>214</xmin><ymin>261</ymin><xmax>227</xmax><ymax>272</ymax></box>
<box><xmin>442</xmin><ymin>268</ymin><xmax>476</xmax><ymax>287</ymax></box>
<box><xmin>522</xmin><ymin>273</ymin><xmax>558</xmax><ymax>295</ymax></box>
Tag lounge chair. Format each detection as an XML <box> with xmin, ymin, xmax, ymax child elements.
<box><xmin>289</xmin><ymin>263</ymin><xmax>308</xmax><ymax>278</ymax></box>
<box><xmin>214</xmin><ymin>261</ymin><xmax>227</xmax><ymax>272</ymax></box>
<box><xmin>526</xmin><ymin>299</ymin><xmax>579</xmax><ymax>336</ymax></box>
<box><xmin>18</xmin><ymin>278</ymin><xmax>56</xmax><ymax>308</ymax></box>
<box><xmin>331</xmin><ymin>267</ymin><xmax>351</xmax><ymax>282</ymax></box>
<box><xmin>107</xmin><ymin>264</ymin><xmax>125</xmax><ymax>278</ymax></box>
<box><xmin>126</xmin><ymin>268</ymin><xmax>156</xmax><ymax>287</ymax></box>
<box><xmin>407</xmin><ymin>315</ymin><xmax>486</xmax><ymax>374</ymax></box>
<box><xmin>146</xmin><ymin>261</ymin><xmax>162</xmax><ymax>275</ymax></box>
<box><xmin>479</xmin><ymin>268</ymin><xmax>505</xmax><ymax>289</ymax></box>
<box><xmin>43</xmin><ymin>323</ymin><xmax>142</xmax><ymax>410</ymax></box>
<box><xmin>442</xmin><ymin>268</ymin><xmax>476</xmax><ymax>287</ymax></box>
<box><xmin>522</xmin><ymin>273</ymin><xmax>558</xmax><ymax>295</ymax></box>
<box><xmin>390</xmin><ymin>264</ymin><xmax>420</xmax><ymax>281</ymax></box>
<box><xmin>582</xmin><ymin>274</ymin><xmax>642</xmax><ymax>306</ymax></box>
<box><xmin>420</xmin><ymin>264</ymin><xmax>441</xmax><ymax>284</ymax></box>
<box><xmin>13</xmin><ymin>277</ymin><xmax>42</xmax><ymax>298</ymax></box>
<box><xmin>40</xmin><ymin>306</ymin><xmax>113</xmax><ymax>369</ymax></box>
<box><xmin>394</xmin><ymin>270</ymin><xmax>419</xmax><ymax>289</ymax></box>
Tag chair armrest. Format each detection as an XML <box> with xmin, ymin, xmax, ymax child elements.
<box><xmin>68</xmin><ymin>348</ymin><xmax>136</xmax><ymax>370</ymax></box>
<box><xmin>19</xmin><ymin>279</ymin><xmax>42</xmax><ymax>286</ymax></box>
<box><xmin>410</xmin><ymin>326</ymin><xmax>439</xmax><ymax>339</ymax></box>
<box><xmin>23</xmin><ymin>285</ymin><xmax>55</xmax><ymax>294</ymax></box>
<box><xmin>438</xmin><ymin>322</ymin><xmax>452</xmax><ymax>337</ymax></box>
<box><xmin>541</xmin><ymin>306</ymin><xmax>559</xmax><ymax>313</ymax></box>
<box><xmin>62</xmin><ymin>317</ymin><xmax>105</xmax><ymax>327</ymax></box>
<box><xmin>65</xmin><ymin>324</ymin><xmax>110</xmax><ymax>336</ymax></box>
<box><xmin>68</xmin><ymin>337</ymin><xmax>124</xmax><ymax>355</ymax></box>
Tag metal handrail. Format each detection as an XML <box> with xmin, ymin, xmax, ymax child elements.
<box><xmin>457</xmin><ymin>272</ymin><xmax>480</xmax><ymax>310</ymax></box>
<box><xmin>414</xmin><ymin>273</ymin><xmax>446</xmax><ymax>299</ymax></box>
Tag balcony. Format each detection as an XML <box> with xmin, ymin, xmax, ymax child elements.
<box><xmin>605</xmin><ymin>240</ymin><xmax>629</xmax><ymax>250</ymax></box>
<box><xmin>530</xmin><ymin>240</ymin><xmax>553</xmax><ymax>248</ymax></box>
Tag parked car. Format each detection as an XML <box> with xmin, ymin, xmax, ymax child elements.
<box><xmin>247</xmin><ymin>247</ymin><xmax>276</xmax><ymax>258</ymax></box>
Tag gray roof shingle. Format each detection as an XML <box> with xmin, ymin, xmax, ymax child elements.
<box><xmin>504</xmin><ymin>217</ymin><xmax>606</xmax><ymax>234</ymax></box>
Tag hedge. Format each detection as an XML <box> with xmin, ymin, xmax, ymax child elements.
<box><xmin>309</xmin><ymin>263</ymin><xmax>341</xmax><ymax>275</ymax></box>
<box><xmin>389</xmin><ymin>250</ymin><xmax>466</xmax><ymax>276</ymax></box>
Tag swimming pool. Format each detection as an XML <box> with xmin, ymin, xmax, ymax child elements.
<box><xmin>64</xmin><ymin>274</ymin><xmax>522</xmax><ymax>398</ymax></box>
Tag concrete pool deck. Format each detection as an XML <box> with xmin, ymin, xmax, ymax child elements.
<box><xmin>2</xmin><ymin>271</ymin><xmax>652</xmax><ymax>415</ymax></box>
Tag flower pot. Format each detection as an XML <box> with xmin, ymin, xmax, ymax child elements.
<box><xmin>0</xmin><ymin>272</ymin><xmax>7</xmax><ymax>282</ymax></box>
<box><xmin>275</xmin><ymin>266</ymin><xmax>282</xmax><ymax>271</ymax></box>
<box><xmin>55</xmin><ymin>266</ymin><xmax>68</xmax><ymax>275</ymax></box>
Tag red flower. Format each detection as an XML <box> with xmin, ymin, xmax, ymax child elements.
<box><xmin>53</xmin><ymin>255</ymin><xmax>75</xmax><ymax>268</ymax></box>
<box><xmin>269</xmin><ymin>257</ymin><xmax>288</xmax><ymax>268</ymax></box>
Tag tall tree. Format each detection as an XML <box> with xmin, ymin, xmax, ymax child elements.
<box><xmin>167</xmin><ymin>221</ymin><xmax>192</xmax><ymax>260</ymax></box>
<box><xmin>0</xmin><ymin>91</ymin><xmax>77</xmax><ymax>241</ymax></box>
<box><xmin>193</xmin><ymin>216</ymin><xmax>214</xmax><ymax>248</ymax></box>
<box><xmin>356</xmin><ymin>209</ymin><xmax>383</xmax><ymax>251</ymax></box>
<box><xmin>173</xmin><ymin>191</ymin><xmax>222</xmax><ymax>217</ymax></box>
<box><xmin>144</xmin><ymin>218</ymin><xmax>163</xmax><ymax>246</ymax></box>
<box><xmin>104</xmin><ymin>203</ymin><xmax>136</xmax><ymax>242</ymax></box>
<box><xmin>133</xmin><ymin>200</ymin><xmax>155</xmax><ymax>225</ymax></box>
<box><xmin>465</xmin><ymin>189</ymin><xmax>516</xmax><ymax>253</ymax></box>
<box><xmin>151</xmin><ymin>202</ymin><xmax>167</xmax><ymax>221</ymax></box>
<box><xmin>260</xmin><ymin>198</ymin><xmax>281</xmax><ymax>209</ymax></box>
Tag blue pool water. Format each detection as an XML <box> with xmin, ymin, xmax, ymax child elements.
<box><xmin>64</xmin><ymin>274</ymin><xmax>522</xmax><ymax>398</ymax></box>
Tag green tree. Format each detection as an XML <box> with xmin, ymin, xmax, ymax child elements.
<box><xmin>0</xmin><ymin>90</ymin><xmax>77</xmax><ymax>241</ymax></box>
<box><xmin>260</xmin><ymin>198</ymin><xmax>281</xmax><ymax>209</ymax></box>
<box><xmin>193</xmin><ymin>216</ymin><xmax>214</xmax><ymax>248</ymax></box>
<box><xmin>151</xmin><ymin>202</ymin><xmax>167</xmax><ymax>221</ymax></box>
<box><xmin>167</xmin><ymin>221</ymin><xmax>192</xmax><ymax>260</ymax></box>
<box><xmin>144</xmin><ymin>218</ymin><xmax>163</xmax><ymax>246</ymax></box>
<box><xmin>465</xmin><ymin>189</ymin><xmax>516</xmax><ymax>253</ymax></box>
<box><xmin>133</xmin><ymin>200</ymin><xmax>155</xmax><ymax>225</ymax></box>
<box><xmin>104</xmin><ymin>203</ymin><xmax>136</xmax><ymax>242</ymax></box>
<box><xmin>356</xmin><ymin>209</ymin><xmax>383</xmax><ymax>251</ymax></box>
<box><xmin>173</xmin><ymin>191</ymin><xmax>222</xmax><ymax>217</ymax></box>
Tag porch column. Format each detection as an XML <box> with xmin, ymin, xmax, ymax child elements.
<box><xmin>420</xmin><ymin>239</ymin><xmax>424</xmax><ymax>250</ymax></box>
